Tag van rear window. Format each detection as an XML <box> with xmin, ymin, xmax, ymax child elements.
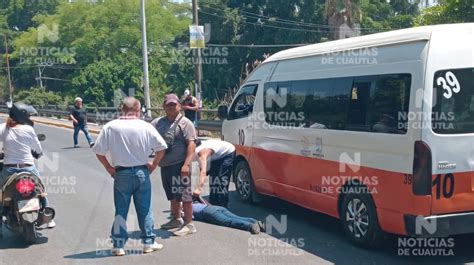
<box><xmin>432</xmin><ymin>68</ymin><xmax>474</xmax><ymax>134</ymax></box>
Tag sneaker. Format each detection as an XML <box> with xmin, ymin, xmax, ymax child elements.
<box><xmin>250</xmin><ymin>222</ymin><xmax>260</xmax><ymax>234</ymax></box>
<box><xmin>89</xmin><ymin>142</ymin><xmax>95</xmax><ymax>148</ymax></box>
<box><xmin>257</xmin><ymin>220</ymin><xmax>266</xmax><ymax>232</ymax></box>
<box><xmin>173</xmin><ymin>223</ymin><xmax>197</xmax><ymax>236</ymax></box>
<box><xmin>143</xmin><ymin>241</ymin><xmax>164</xmax><ymax>253</ymax></box>
<box><xmin>74</xmin><ymin>145</ymin><xmax>80</xmax><ymax>148</ymax></box>
<box><xmin>46</xmin><ymin>220</ymin><xmax>56</xmax><ymax>229</ymax></box>
<box><xmin>161</xmin><ymin>218</ymin><xmax>184</xmax><ymax>230</ymax></box>
<box><xmin>111</xmin><ymin>247</ymin><xmax>126</xmax><ymax>256</ymax></box>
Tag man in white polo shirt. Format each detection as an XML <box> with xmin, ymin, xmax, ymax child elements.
<box><xmin>193</xmin><ymin>139</ymin><xmax>235</xmax><ymax>208</ymax></box>
<box><xmin>93</xmin><ymin>97</ymin><xmax>167</xmax><ymax>256</ymax></box>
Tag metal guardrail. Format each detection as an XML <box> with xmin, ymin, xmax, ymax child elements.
<box><xmin>0</xmin><ymin>105</ymin><xmax>223</xmax><ymax>132</ymax></box>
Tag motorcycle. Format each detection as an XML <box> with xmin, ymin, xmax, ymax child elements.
<box><xmin>0</xmin><ymin>134</ymin><xmax>55</xmax><ymax>244</ymax></box>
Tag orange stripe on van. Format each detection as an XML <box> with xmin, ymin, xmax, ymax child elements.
<box><xmin>237</xmin><ymin>146</ymin><xmax>432</xmax><ymax>236</ymax></box>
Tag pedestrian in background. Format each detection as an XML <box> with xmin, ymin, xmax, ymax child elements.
<box><xmin>93</xmin><ymin>97</ymin><xmax>168</xmax><ymax>256</ymax></box>
<box><xmin>70</xmin><ymin>97</ymin><xmax>94</xmax><ymax>148</ymax></box>
<box><xmin>152</xmin><ymin>93</ymin><xmax>197</xmax><ymax>236</ymax></box>
<box><xmin>182</xmin><ymin>89</ymin><xmax>199</xmax><ymax>124</ymax></box>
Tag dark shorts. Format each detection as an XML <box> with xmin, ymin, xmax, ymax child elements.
<box><xmin>161</xmin><ymin>162</ymin><xmax>192</xmax><ymax>202</ymax></box>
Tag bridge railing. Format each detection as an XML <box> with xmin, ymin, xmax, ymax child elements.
<box><xmin>0</xmin><ymin>105</ymin><xmax>223</xmax><ymax>133</ymax></box>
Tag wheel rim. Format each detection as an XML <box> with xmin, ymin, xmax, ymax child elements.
<box><xmin>345</xmin><ymin>198</ymin><xmax>369</xmax><ymax>238</ymax></box>
<box><xmin>236</xmin><ymin>167</ymin><xmax>251</xmax><ymax>198</ymax></box>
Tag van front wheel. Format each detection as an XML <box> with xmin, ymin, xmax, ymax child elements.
<box><xmin>234</xmin><ymin>161</ymin><xmax>256</xmax><ymax>203</ymax></box>
<box><xmin>341</xmin><ymin>189</ymin><xmax>384</xmax><ymax>248</ymax></box>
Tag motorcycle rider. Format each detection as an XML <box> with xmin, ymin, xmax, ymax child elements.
<box><xmin>0</xmin><ymin>102</ymin><xmax>55</xmax><ymax>228</ymax></box>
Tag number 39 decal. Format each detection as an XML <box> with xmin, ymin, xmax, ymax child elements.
<box><xmin>437</xmin><ymin>71</ymin><xmax>461</xmax><ymax>99</ymax></box>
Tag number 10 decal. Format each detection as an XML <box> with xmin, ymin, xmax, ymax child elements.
<box><xmin>432</xmin><ymin>173</ymin><xmax>455</xmax><ymax>199</ymax></box>
<box><xmin>238</xmin><ymin>129</ymin><xmax>245</xmax><ymax>146</ymax></box>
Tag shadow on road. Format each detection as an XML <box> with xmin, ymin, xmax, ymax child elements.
<box><xmin>224</xmin><ymin>191</ymin><xmax>474</xmax><ymax>265</ymax></box>
<box><xmin>0</xmin><ymin>227</ymin><xmax>49</xmax><ymax>249</ymax></box>
<box><xmin>63</xmin><ymin>229</ymin><xmax>174</xmax><ymax>260</ymax></box>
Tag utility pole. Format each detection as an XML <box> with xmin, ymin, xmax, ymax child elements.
<box><xmin>37</xmin><ymin>65</ymin><xmax>44</xmax><ymax>88</ymax></box>
<box><xmin>140</xmin><ymin>0</ymin><xmax>152</xmax><ymax>119</ymax></box>
<box><xmin>192</xmin><ymin>0</ymin><xmax>203</xmax><ymax>116</ymax></box>
<box><xmin>3</xmin><ymin>34</ymin><xmax>13</xmax><ymax>102</ymax></box>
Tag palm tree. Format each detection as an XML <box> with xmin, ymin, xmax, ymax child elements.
<box><xmin>325</xmin><ymin>0</ymin><xmax>362</xmax><ymax>40</ymax></box>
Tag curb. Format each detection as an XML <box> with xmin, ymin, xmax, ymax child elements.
<box><xmin>31</xmin><ymin>118</ymin><xmax>101</xmax><ymax>134</ymax></box>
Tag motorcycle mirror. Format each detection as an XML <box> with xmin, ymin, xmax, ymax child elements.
<box><xmin>37</xmin><ymin>134</ymin><xmax>46</xmax><ymax>141</ymax></box>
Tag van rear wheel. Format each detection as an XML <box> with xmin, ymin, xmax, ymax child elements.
<box><xmin>341</xmin><ymin>188</ymin><xmax>384</xmax><ymax>248</ymax></box>
<box><xmin>234</xmin><ymin>161</ymin><xmax>256</xmax><ymax>203</ymax></box>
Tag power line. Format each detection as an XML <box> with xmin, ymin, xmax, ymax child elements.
<box><xmin>204</xmin><ymin>3</ymin><xmax>332</xmax><ymax>29</ymax></box>
<box><xmin>203</xmin><ymin>3</ymin><xmax>400</xmax><ymax>31</ymax></box>
<box><xmin>199</xmin><ymin>10</ymin><xmax>327</xmax><ymax>33</ymax></box>
<box><xmin>207</xmin><ymin>43</ymin><xmax>309</xmax><ymax>48</ymax></box>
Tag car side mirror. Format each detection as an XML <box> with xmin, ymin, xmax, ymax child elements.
<box><xmin>218</xmin><ymin>105</ymin><xmax>228</xmax><ymax>120</ymax></box>
<box><xmin>38</xmin><ymin>134</ymin><xmax>46</xmax><ymax>141</ymax></box>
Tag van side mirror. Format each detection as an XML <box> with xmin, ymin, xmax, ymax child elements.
<box><xmin>38</xmin><ymin>134</ymin><xmax>46</xmax><ymax>141</ymax></box>
<box><xmin>218</xmin><ymin>105</ymin><xmax>228</xmax><ymax>120</ymax></box>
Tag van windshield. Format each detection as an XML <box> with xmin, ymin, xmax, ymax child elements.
<box><xmin>432</xmin><ymin>68</ymin><xmax>474</xmax><ymax>134</ymax></box>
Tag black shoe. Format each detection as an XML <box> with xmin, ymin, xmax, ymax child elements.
<box><xmin>250</xmin><ymin>222</ymin><xmax>260</xmax><ymax>234</ymax></box>
<box><xmin>89</xmin><ymin>142</ymin><xmax>95</xmax><ymax>148</ymax></box>
<box><xmin>257</xmin><ymin>220</ymin><xmax>266</xmax><ymax>233</ymax></box>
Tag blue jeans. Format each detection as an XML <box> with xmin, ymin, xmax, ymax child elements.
<box><xmin>111</xmin><ymin>166</ymin><xmax>155</xmax><ymax>248</ymax></box>
<box><xmin>73</xmin><ymin>124</ymin><xmax>93</xmax><ymax>146</ymax></box>
<box><xmin>0</xmin><ymin>165</ymin><xmax>48</xmax><ymax>208</ymax></box>
<box><xmin>202</xmin><ymin>205</ymin><xmax>257</xmax><ymax>232</ymax></box>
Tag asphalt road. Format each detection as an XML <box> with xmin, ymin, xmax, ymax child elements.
<box><xmin>1</xmin><ymin>121</ymin><xmax>474</xmax><ymax>265</ymax></box>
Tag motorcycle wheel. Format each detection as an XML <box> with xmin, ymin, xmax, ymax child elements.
<box><xmin>23</xmin><ymin>222</ymin><xmax>37</xmax><ymax>244</ymax></box>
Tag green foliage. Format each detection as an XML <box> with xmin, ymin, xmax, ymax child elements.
<box><xmin>7</xmin><ymin>0</ymin><xmax>191</xmax><ymax>106</ymax></box>
<box><xmin>416</xmin><ymin>0</ymin><xmax>474</xmax><ymax>25</ymax></box>
<box><xmin>14</xmin><ymin>86</ymin><xmax>63</xmax><ymax>106</ymax></box>
<box><xmin>2</xmin><ymin>0</ymin><xmax>473</xmax><ymax>110</ymax></box>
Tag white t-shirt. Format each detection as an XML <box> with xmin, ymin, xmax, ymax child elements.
<box><xmin>195</xmin><ymin>140</ymin><xmax>235</xmax><ymax>161</ymax></box>
<box><xmin>0</xmin><ymin>123</ymin><xmax>43</xmax><ymax>165</ymax></box>
<box><xmin>92</xmin><ymin>118</ymin><xmax>168</xmax><ymax>167</ymax></box>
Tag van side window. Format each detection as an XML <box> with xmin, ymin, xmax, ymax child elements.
<box><xmin>228</xmin><ymin>85</ymin><xmax>257</xmax><ymax>120</ymax></box>
<box><xmin>346</xmin><ymin>74</ymin><xmax>411</xmax><ymax>133</ymax></box>
<box><xmin>369</xmin><ymin>74</ymin><xmax>411</xmax><ymax>134</ymax></box>
<box><xmin>262</xmin><ymin>74</ymin><xmax>411</xmax><ymax>134</ymax></box>
<box><xmin>264</xmin><ymin>82</ymin><xmax>298</xmax><ymax>126</ymax></box>
<box><xmin>346</xmin><ymin>80</ymin><xmax>372</xmax><ymax>131</ymax></box>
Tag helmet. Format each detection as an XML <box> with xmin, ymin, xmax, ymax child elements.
<box><xmin>9</xmin><ymin>102</ymin><xmax>38</xmax><ymax>126</ymax></box>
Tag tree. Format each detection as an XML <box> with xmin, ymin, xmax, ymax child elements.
<box><xmin>326</xmin><ymin>0</ymin><xmax>362</xmax><ymax>40</ymax></box>
<box><xmin>416</xmin><ymin>0</ymin><xmax>474</xmax><ymax>25</ymax></box>
<box><xmin>8</xmin><ymin>0</ymin><xmax>191</xmax><ymax>106</ymax></box>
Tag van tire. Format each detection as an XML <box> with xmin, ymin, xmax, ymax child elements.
<box><xmin>340</xmin><ymin>187</ymin><xmax>385</xmax><ymax>248</ymax></box>
<box><xmin>234</xmin><ymin>161</ymin><xmax>257</xmax><ymax>203</ymax></box>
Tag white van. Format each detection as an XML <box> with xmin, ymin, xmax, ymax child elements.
<box><xmin>218</xmin><ymin>23</ymin><xmax>474</xmax><ymax>247</ymax></box>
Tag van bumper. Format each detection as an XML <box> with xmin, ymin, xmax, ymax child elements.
<box><xmin>404</xmin><ymin>212</ymin><xmax>474</xmax><ymax>237</ymax></box>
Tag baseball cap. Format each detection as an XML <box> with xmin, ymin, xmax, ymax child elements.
<box><xmin>75</xmin><ymin>97</ymin><xmax>83</xmax><ymax>102</ymax></box>
<box><xmin>164</xmin><ymin>94</ymin><xmax>180</xmax><ymax>105</ymax></box>
<box><xmin>184</xmin><ymin>89</ymin><xmax>190</xmax><ymax>96</ymax></box>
